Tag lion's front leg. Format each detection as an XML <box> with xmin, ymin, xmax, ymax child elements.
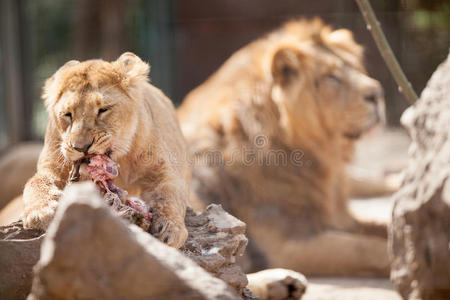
<box><xmin>142</xmin><ymin>178</ymin><xmax>188</xmax><ymax>248</ymax></box>
<box><xmin>22</xmin><ymin>174</ymin><xmax>64</xmax><ymax>230</ymax></box>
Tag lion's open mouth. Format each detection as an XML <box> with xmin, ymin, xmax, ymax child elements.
<box><xmin>69</xmin><ymin>149</ymin><xmax>112</xmax><ymax>181</ymax></box>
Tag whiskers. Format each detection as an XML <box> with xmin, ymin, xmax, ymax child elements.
<box><xmin>59</xmin><ymin>141</ymin><xmax>80</xmax><ymax>163</ymax></box>
<box><xmin>108</xmin><ymin>134</ymin><xmax>135</xmax><ymax>159</ymax></box>
<box><xmin>55</xmin><ymin>150</ymin><xmax>67</xmax><ymax>165</ymax></box>
<box><xmin>110</xmin><ymin>141</ymin><xmax>131</xmax><ymax>158</ymax></box>
<box><xmin>54</xmin><ymin>142</ymin><xmax>68</xmax><ymax>165</ymax></box>
<box><xmin>91</xmin><ymin>133</ymin><xmax>112</xmax><ymax>153</ymax></box>
<box><xmin>60</xmin><ymin>131</ymin><xmax>133</xmax><ymax>162</ymax></box>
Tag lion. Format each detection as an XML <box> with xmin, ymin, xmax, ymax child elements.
<box><xmin>22</xmin><ymin>52</ymin><xmax>190</xmax><ymax>248</ymax></box>
<box><xmin>178</xmin><ymin>19</ymin><xmax>390</xmax><ymax>275</ymax></box>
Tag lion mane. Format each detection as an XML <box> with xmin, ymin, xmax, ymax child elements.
<box><xmin>178</xmin><ymin>19</ymin><xmax>388</xmax><ymax>275</ymax></box>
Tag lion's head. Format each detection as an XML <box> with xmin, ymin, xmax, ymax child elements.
<box><xmin>42</xmin><ymin>52</ymin><xmax>150</xmax><ymax>162</ymax></box>
<box><xmin>179</xmin><ymin>20</ymin><xmax>385</xmax><ymax>159</ymax></box>
<box><xmin>269</xmin><ymin>20</ymin><xmax>385</xmax><ymax>144</ymax></box>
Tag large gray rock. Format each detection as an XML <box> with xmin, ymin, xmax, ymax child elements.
<box><xmin>390</xmin><ymin>51</ymin><xmax>450</xmax><ymax>300</ymax></box>
<box><xmin>28</xmin><ymin>182</ymin><xmax>239</xmax><ymax>300</ymax></box>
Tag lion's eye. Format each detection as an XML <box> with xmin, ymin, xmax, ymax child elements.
<box><xmin>98</xmin><ymin>107</ymin><xmax>109</xmax><ymax>115</ymax></box>
<box><xmin>326</xmin><ymin>73</ymin><xmax>342</xmax><ymax>84</ymax></box>
<box><xmin>64</xmin><ymin>112</ymin><xmax>72</xmax><ymax>120</ymax></box>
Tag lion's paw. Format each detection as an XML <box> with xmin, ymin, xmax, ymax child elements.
<box><xmin>150</xmin><ymin>215</ymin><xmax>188</xmax><ymax>248</ymax></box>
<box><xmin>247</xmin><ymin>268</ymin><xmax>307</xmax><ymax>300</ymax></box>
<box><xmin>22</xmin><ymin>200</ymin><xmax>59</xmax><ymax>231</ymax></box>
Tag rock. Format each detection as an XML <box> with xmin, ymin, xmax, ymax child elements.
<box><xmin>1</xmin><ymin>182</ymin><xmax>258</xmax><ymax>299</ymax></box>
<box><xmin>0</xmin><ymin>221</ymin><xmax>44</xmax><ymax>300</ymax></box>
<box><xmin>182</xmin><ymin>205</ymin><xmax>249</xmax><ymax>295</ymax></box>
<box><xmin>27</xmin><ymin>182</ymin><xmax>239</xmax><ymax>300</ymax></box>
<box><xmin>390</xmin><ymin>51</ymin><xmax>450</xmax><ymax>300</ymax></box>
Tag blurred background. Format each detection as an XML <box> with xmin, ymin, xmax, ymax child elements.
<box><xmin>0</xmin><ymin>0</ymin><xmax>449</xmax><ymax>151</ymax></box>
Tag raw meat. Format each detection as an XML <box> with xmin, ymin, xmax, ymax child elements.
<box><xmin>69</xmin><ymin>154</ymin><xmax>151</xmax><ymax>231</ymax></box>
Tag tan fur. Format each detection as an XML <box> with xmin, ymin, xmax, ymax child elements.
<box><xmin>178</xmin><ymin>19</ymin><xmax>389</xmax><ymax>274</ymax></box>
<box><xmin>22</xmin><ymin>52</ymin><xmax>190</xmax><ymax>248</ymax></box>
<box><xmin>247</xmin><ymin>268</ymin><xmax>307</xmax><ymax>300</ymax></box>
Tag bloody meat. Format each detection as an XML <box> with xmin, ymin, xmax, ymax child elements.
<box><xmin>69</xmin><ymin>154</ymin><xmax>151</xmax><ymax>231</ymax></box>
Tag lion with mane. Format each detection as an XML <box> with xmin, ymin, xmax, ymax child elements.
<box><xmin>178</xmin><ymin>19</ymin><xmax>389</xmax><ymax>275</ymax></box>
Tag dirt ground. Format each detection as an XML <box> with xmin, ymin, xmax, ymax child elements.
<box><xmin>349</xmin><ymin>127</ymin><xmax>410</xmax><ymax>223</ymax></box>
<box><xmin>303</xmin><ymin>277</ymin><xmax>401</xmax><ymax>300</ymax></box>
<box><xmin>305</xmin><ymin>127</ymin><xmax>410</xmax><ymax>300</ymax></box>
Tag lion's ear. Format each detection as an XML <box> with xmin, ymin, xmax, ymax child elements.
<box><xmin>115</xmin><ymin>52</ymin><xmax>150</xmax><ymax>85</ymax></box>
<box><xmin>327</xmin><ymin>29</ymin><xmax>355</xmax><ymax>47</ymax></box>
<box><xmin>327</xmin><ymin>29</ymin><xmax>363</xmax><ymax>59</ymax></box>
<box><xmin>63</xmin><ymin>60</ymin><xmax>81</xmax><ymax>68</ymax></box>
<box><xmin>271</xmin><ymin>47</ymin><xmax>302</xmax><ymax>86</ymax></box>
<box><xmin>42</xmin><ymin>60</ymin><xmax>80</xmax><ymax>107</ymax></box>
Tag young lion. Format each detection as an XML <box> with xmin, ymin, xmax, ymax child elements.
<box><xmin>178</xmin><ymin>19</ymin><xmax>390</xmax><ymax>275</ymax></box>
<box><xmin>22</xmin><ymin>52</ymin><xmax>189</xmax><ymax>248</ymax></box>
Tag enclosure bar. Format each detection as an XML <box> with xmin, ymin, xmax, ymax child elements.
<box><xmin>1</xmin><ymin>0</ymin><xmax>33</xmax><ymax>143</ymax></box>
<box><xmin>355</xmin><ymin>0</ymin><xmax>418</xmax><ymax>104</ymax></box>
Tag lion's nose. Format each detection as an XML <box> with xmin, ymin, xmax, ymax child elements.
<box><xmin>72</xmin><ymin>140</ymin><xmax>93</xmax><ymax>153</ymax></box>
